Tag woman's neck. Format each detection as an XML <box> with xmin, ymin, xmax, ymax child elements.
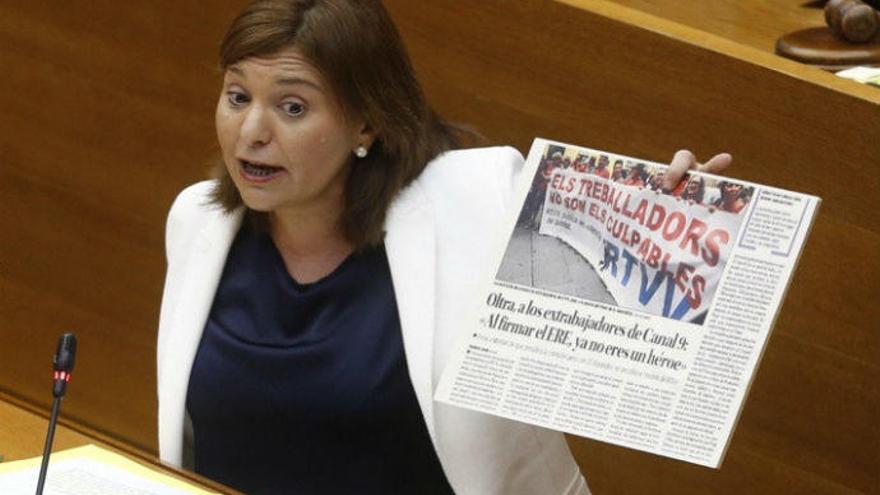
<box><xmin>269</xmin><ymin>202</ymin><xmax>353</xmax><ymax>284</ymax></box>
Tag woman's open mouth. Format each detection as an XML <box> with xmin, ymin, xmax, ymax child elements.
<box><xmin>238</xmin><ymin>160</ymin><xmax>285</xmax><ymax>183</ymax></box>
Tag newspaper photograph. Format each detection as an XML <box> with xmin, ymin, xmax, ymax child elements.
<box><xmin>435</xmin><ymin>138</ymin><xmax>820</xmax><ymax>468</ymax></box>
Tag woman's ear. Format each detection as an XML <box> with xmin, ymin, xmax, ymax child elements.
<box><xmin>354</xmin><ymin>121</ymin><xmax>377</xmax><ymax>152</ymax></box>
<box><xmin>351</xmin><ymin>121</ymin><xmax>377</xmax><ymax>159</ymax></box>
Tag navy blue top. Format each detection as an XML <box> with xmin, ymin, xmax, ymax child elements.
<box><xmin>186</xmin><ymin>219</ymin><xmax>453</xmax><ymax>495</ymax></box>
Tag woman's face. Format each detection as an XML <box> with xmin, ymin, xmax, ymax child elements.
<box><xmin>215</xmin><ymin>47</ymin><xmax>372</xmax><ymax>214</ymax></box>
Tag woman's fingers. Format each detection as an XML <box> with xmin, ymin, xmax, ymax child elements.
<box><xmin>699</xmin><ymin>153</ymin><xmax>733</xmax><ymax>174</ymax></box>
<box><xmin>662</xmin><ymin>150</ymin><xmax>697</xmax><ymax>191</ymax></box>
<box><xmin>661</xmin><ymin>150</ymin><xmax>733</xmax><ymax>191</ymax></box>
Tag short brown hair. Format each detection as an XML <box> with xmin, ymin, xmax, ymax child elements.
<box><xmin>210</xmin><ymin>0</ymin><xmax>458</xmax><ymax>248</ymax></box>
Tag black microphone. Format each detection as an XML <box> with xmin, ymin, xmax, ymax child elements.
<box><xmin>52</xmin><ymin>333</ymin><xmax>77</xmax><ymax>398</ymax></box>
<box><xmin>36</xmin><ymin>333</ymin><xmax>78</xmax><ymax>495</ymax></box>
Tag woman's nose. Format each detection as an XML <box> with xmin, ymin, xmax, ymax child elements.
<box><xmin>240</xmin><ymin>105</ymin><xmax>272</xmax><ymax>147</ymax></box>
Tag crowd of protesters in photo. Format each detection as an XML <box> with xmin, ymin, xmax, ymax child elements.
<box><xmin>518</xmin><ymin>149</ymin><xmax>753</xmax><ymax>229</ymax></box>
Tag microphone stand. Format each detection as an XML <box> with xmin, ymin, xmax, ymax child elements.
<box><xmin>35</xmin><ymin>397</ymin><xmax>62</xmax><ymax>495</ymax></box>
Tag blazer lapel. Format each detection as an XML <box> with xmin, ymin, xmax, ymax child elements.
<box><xmin>169</xmin><ymin>207</ymin><xmax>243</xmax><ymax>369</ymax></box>
<box><xmin>159</xmin><ymin>207</ymin><xmax>243</xmax><ymax>462</ymax></box>
<box><xmin>384</xmin><ymin>183</ymin><xmax>438</xmax><ymax>444</ymax></box>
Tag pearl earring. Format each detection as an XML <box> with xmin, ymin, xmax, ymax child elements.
<box><xmin>355</xmin><ymin>145</ymin><xmax>368</xmax><ymax>158</ymax></box>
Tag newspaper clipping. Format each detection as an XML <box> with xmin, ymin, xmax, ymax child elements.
<box><xmin>435</xmin><ymin>138</ymin><xmax>820</xmax><ymax>468</ymax></box>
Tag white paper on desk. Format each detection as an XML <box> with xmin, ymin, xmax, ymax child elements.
<box><xmin>0</xmin><ymin>445</ymin><xmax>217</xmax><ymax>495</ymax></box>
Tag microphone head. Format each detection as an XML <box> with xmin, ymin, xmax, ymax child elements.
<box><xmin>53</xmin><ymin>333</ymin><xmax>77</xmax><ymax>373</ymax></box>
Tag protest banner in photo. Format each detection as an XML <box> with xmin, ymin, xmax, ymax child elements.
<box><xmin>539</xmin><ymin>166</ymin><xmax>749</xmax><ymax>324</ymax></box>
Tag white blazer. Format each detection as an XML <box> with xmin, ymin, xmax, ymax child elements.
<box><xmin>157</xmin><ymin>146</ymin><xmax>589</xmax><ymax>495</ymax></box>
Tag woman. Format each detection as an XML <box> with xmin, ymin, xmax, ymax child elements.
<box><xmin>157</xmin><ymin>1</ymin><xmax>731</xmax><ymax>494</ymax></box>
<box><xmin>713</xmin><ymin>180</ymin><xmax>748</xmax><ymax>213</ymax></box>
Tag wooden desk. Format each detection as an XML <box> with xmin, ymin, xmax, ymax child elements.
<box><xmin>0</xmin><ymin>393</ymin><xmax>237</xmax><ymax>494</ymax></box>
<box><xmin>604</xmin><ymin>0</ymin><xmax>828</xmax><ymax>54</ymax></box>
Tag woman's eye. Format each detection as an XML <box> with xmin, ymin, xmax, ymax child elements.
<box><xmin>226</xmin><ymin>92</ymin><xmax>249</xmax><ymax>107</ymax></box>
<box><xmin>281</xmin><ymin>101</ymin><xmax>305</xmax><ymax>116</ymax></box>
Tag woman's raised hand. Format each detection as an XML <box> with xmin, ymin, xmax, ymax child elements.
<box><xmin>662</xmin><ymin>150</ymin><xmax>733</xmax><ymax>192</ymax></box>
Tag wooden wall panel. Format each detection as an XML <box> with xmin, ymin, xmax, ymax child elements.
<box><xmin>0</xmin><ymin>0</ymin><xmax>249</xmax><ymax>451</ymax></box>
<box><xmin>0</xmin><ymin>0</ymin><xmax>877</xmax><ymax>493</ymax></box>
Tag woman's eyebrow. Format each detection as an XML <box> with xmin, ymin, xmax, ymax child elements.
<box><xmin>225</xmin><ymin>64</ymin><xmax>323</xmax><ymax>92</ymax></box>
<box><xmin>274</xmin><ymin>76</ymin><xmax>323</xmax><ymax>92</ymax></box>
